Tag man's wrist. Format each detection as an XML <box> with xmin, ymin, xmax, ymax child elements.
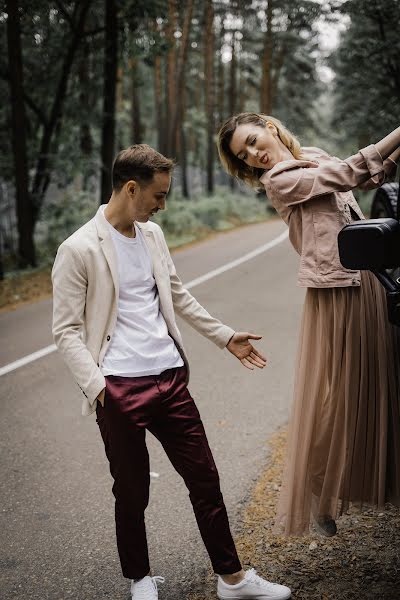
<box><xmin>226</xmin><ymin>333</ymin><xmax>235</xmax><ymax>347</ymax></box>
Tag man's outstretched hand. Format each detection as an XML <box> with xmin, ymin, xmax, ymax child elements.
<box><xmin>226</xmin><ymin>332</ymin><xmax>267</xmax><ymax>370</ymax></box>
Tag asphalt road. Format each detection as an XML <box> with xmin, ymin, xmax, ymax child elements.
<box><xmin>0</xmin><ymin>219</ymin><xmax>305</xmax><ymax>600</ymax></box>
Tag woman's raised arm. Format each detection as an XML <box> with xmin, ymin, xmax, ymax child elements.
<box><xmin>375</xmin><ymin>126</ymin><xmax>400</xmax><ymax>161</ymax></box>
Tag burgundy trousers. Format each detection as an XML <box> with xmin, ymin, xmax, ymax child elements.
<box><xmin>96</xmin><ymin>366</ymin><xmax>242</xmax><ymax>579</ymax></box>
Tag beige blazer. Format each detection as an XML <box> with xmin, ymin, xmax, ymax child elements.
<box><xmin>260</xmin><ymin>144</ymin><xmax>396</xmax><ymax>288</ymax></box>
<box><xmin>52</xmin><ymin>207</ymin><xmax>235</xmax><ymax>416</ymax></box>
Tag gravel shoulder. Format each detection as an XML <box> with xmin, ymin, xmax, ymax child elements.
<box><xmin>188</xmin><ymin>429</ymin><xmax>400</xmax><ymax>600</ymax></box>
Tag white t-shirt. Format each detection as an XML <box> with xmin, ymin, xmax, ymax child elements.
<box><xmin>101</xmin><ymin>208</ymin><xmax>183</xmax><ymax>377</ymax></box>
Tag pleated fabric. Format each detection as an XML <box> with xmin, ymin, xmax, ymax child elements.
<box><xmin>275</xmin><ymin>271</ymin><xmax>400</xmax><ymax>535</ymax></box>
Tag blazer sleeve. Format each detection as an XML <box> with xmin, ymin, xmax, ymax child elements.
<box><xmin>264</xmin><ymin>144</ymin><xmax>386</xmax><ymax>206</ymax></box>
<box><xmin>52</xmin><ymin>243</ymin><xmax>105</xmax><ymax>403</ymax></box>
<box><xmin>156</xmin><ymin>228</ymin><xmax>235</xmax><ymax>348</ymax></box>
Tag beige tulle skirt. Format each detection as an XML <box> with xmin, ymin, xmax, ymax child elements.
<box><xmin>276</xmin><ymin>271</ymin><xmax>400</xmax><ymax>535</ymax></box>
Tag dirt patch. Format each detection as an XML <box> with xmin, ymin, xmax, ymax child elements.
<box><xmin>188</xmin><ymin>429</ymin><xmax>400</xmax><ymax>600</ymax></box>
<box><xmin>0</xmin><ymin>268</ymin><xmax>52</xmax><ymax>312</ymax></box>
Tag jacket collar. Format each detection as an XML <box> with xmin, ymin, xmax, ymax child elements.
<box><xmin>94</xmin><ymin>204</ymin><xmax>110</xmax><ymax>240</ymax></box>
<box><xmin>94</xmin><ymin>205</ymin><xmax>154</xmax><ymax>238</ymax></box>
<box><xmin>135</xmin><ymin>220</ymin><xmax>154</xmax><ymax>237</ymax></box>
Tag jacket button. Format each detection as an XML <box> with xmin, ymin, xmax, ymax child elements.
<box><xmin>107</xmin><ymin>335</ymin><xmax>111</xmax><ymax>341</ymax></box>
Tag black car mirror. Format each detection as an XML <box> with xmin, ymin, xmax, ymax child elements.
<box><xmin>338</xmin><ymin>218</ymin><xmax>400</xmax><ymax>271</ymax></box>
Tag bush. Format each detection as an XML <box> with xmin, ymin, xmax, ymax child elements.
<box><xmin>154</xmin><ymin>187</ymin><xmax>268</xmax><ymax>247</ymax></box>
<box><xmin>34</xmin><ymin>186</ymin><xmax>269</xmax><ymax>263</ymax></box>
<box><xmin>35</xmin><ymin>189</ymin><xmax>98</xmax><ymax>263</ymax></box>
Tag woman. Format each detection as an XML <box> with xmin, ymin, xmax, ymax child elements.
<box><xmin>217</xmin><ymin>113</ymin><xmax>400</xmax><ymax>536</ymax></box>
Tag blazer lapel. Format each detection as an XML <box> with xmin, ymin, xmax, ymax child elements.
<box><xmin>137</xmin><ymin>223</ymin><xmax>173</xmax><ymax>320</ymax></box>
<box><xmin>137</xmin><ymin>224</ymin><xmax>164</xmax><ymax>283</ymax></box>
<box><xmin>94</xmin><ymin>207</ymin><xmax>119</xmax><ymax>299</ymax></box>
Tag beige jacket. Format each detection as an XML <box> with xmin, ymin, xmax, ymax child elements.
<box><xmin>260</xmin><ymin>144</ymin><xmax>396</xmax><ymax>288</ymax></box>
<box><xmin>52</xmin><ymin>207</ymin><xmax>235</xmax><ymax>416</ymax></box>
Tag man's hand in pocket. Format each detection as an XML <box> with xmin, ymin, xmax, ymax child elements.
<box><xmin>97</xmin><ymin>388</ymin><xmax>106</xmax><ymax>407</ymax></box>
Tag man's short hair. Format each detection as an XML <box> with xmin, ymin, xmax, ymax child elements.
<box><xmin>112</xmin><ymin>144</ymin><xmax>174</xmax><ymax>191</ymax></box>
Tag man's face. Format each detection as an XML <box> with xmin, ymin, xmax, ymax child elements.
<box><xmin>133</xmin><ymin>171</ymin><xmax>171</xmax><ymax>223</ymax></box>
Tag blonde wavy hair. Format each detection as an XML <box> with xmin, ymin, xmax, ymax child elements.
<box><xmin>217</xmin><ymin>113</ymin><xmax>302</xmax><ymax>188</ymax></box>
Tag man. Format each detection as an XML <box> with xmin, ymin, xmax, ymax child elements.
<box><xmin>52</xmin><ymin>144</ymin><xmax>291</xmax><ymax>600</ymax></box>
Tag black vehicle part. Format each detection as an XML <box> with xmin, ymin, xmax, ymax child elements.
<box><xmin>338</xmin><ymin>164</ymin><xmax>400</xmax><ymax>327</ymax></box>
<box><xmin>370</xmin><ymin>182</ymin><xmax>399</xmax><ymax>219</ymax></box>
<box><xmin>338</xmin><ymin>218</ymin><xmax>400</xmax><ymax>270</ymax></box>
<box><xmin>372</xmin><ymin>270</ymin><xmax>400</xmax><ymax>326</ymax></box>
<box><xmin>387</xmin><ymin>289</ymin><xmax>400</xmax><ymax>326</ymax></box>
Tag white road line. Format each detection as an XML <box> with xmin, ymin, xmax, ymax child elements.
<box><xmin>184</xmin><ymin>228</ymin><xmax>288</xmax><ymax>289</ymax></box>
<box><xmin>0</xmin><ymin>344</ymin><xmax>57</xmax><ymax>377</ymax></box>
<box><xmin>0</xmin><ymin>228</ymin><xmax>288</xmax><ymax>377</ymax></box>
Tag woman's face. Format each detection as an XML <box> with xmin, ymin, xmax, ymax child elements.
<box><xmin>229</xmin><ymin>122</ymin><xmax>292</xmax><ymax>170</ymax></box>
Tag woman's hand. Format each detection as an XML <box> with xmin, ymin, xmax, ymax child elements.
<box><xmin>388</xmin><ymin>146</ymin><xmax>400</xmax><ymax>166</ymax></box>
<box><xmin>226</xmin><ymin>332</ymin><xmax>267</xmax><ymax>370</ymax></box>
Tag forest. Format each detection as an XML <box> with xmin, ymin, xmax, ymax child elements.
<box><xmin>1</xmin><ymin>0</ymin><xmax>400</xmax><ymax>276</ymax></box>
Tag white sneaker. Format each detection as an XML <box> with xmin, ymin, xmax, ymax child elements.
<box><xmin>217</xmin><ymin>568</ymin><xmax>291</xmax><ymax>599</ymax></box>
<box><xmin>131</xmin><ymin>575</ymin><xmax>165</xmax><ymax>599</ymax></box>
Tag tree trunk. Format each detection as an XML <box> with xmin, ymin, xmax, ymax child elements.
<box><xmin>100</xmin><ymin>0</ymin><xmax>118</xmax><ymax>205</ymax></box>
<box><xmin>180</xmin><ymin>123</ymin><xmax>189</xmax><ymax>199</ymax></box>
<box><xmin>238</xmin><ymin>58</ymin><xmax>245</xmax><ymax>113</ymax></box>
<box><xmin>79</xmin><ymin>41</ymin><xmax>93</xmax><ymax>156</ymax></box>
<box><xmin>31</xmin><ymin>0</ymin><xmax>92</xmax><ymax>219</ymax></box>
<box><xmin>217</xmin><ymin>20</ymin><xmax>225</xmax><ymax>128</ymax></box>
<box><xmin>228</xmin><ymin>35</ymin><xmax>237</xmax><ymax>116</ymax></box>
<box><xmin>165</xmin><ymin>0</ymin><xmax>177</xmax><ymax>156</ymax></box>
<box><xmin>115</xmin><ymin>66</ymin><xmax>124</xmax><ymax>148</ymax></box>
<box><xmin>204</xmin><ymin>0</ymin><xmax>215</xmax><ymax>195</ymax></box>
<box><xmin>271</xmin><ymin>43</ymin><xmax>286</xmax><ymax>111</ymax></box>
<box><xmin>0</xmin><ymin>230</ymin><xmax>3</xmax><ymax>280</ymax></box>
<box><xmin>169</xmin><ymin>0</ymin><xmax>194</xmax><ymax>158</ymax></box>
<box><xmin>154</xmin><ymin>53</ymin><xmax>165</xmax><ymax>153</ymax></box>
<box><xmin>229</xmin><ymin>34</ymin><xmax>237</xmax><ymax>191</ymax></box>
<box><xmin>131</xmin><ymin>58</ymin><xmax>143</xmax><ymax>144</ymax></box>
<box><xmin>260</xmin><ymin>0</ymin><xmax>273</xmax><ymax>114</ymax></box>
<box><xmin>6</xmin><ymin>0</ymin><xmax>36</xmax><ymax>267</ymax></box>
<box><xmin>180</xmin><ymin>86</ymin><xmax>189</xmax><ymax>199</ymax></box>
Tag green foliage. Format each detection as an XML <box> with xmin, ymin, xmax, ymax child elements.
<box><xmin>153</xmin><ymin>188</ymin><xmax>268</xmax><ymax>247</ymax></box>
<box><xmin>32</xmin><ymin>186</ymin><xmax>268</xmax><ymax>264</ymax></box>
<box><xmin>34</xmin><ymin>188</ymin><xmax>98</xmax><ymax>263</ymax></box>
<box><xmin>235</xmin><ymin>0</ymin><xmax>323</xmax><ymax>136</ymax></box>
<box><xmin>4</xmin><ymin>0</ymin><xmax>397</xmax><ymax>273</ymax></box>
<box><xmin>1</xmin><ymin>0</ymin><xmax>326</xmax><ymax>195</ymax></box>
<box><xmin>329</xmin><ymin>0</ymin><xmax>400</xmax><ymax>143</ymax></box>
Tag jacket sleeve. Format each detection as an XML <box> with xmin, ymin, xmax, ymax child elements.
<box><xmin>357</xmin><ymin>157</ymin><xmax>397</xmax><ymax>191</ymax></box>
<box><xmin>157</xmin><ymin>228</ymin><xmax>235</xmax><ymax>348</ymax></box>
<box><xmin>265</xmin><ymin>144</ymin><xmax>386</xmax><ymax>206</ymax></box>
<box><xmin>52</xmin><ymin>243</ymin><xmax>105</xmax><ymax>404</ymax></box>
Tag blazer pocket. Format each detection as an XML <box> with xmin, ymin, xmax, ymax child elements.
<box><xmin>312</xmin><ymin>212</ymin><xmax>341</xmax><ymax>274</ymax></box>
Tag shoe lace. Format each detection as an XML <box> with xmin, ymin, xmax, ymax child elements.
<box><xmin>152</xmin><ymin>576</ymin><xmax>165</xmax><ymax>589</ymax></box>
<box><xmin>246</xmin><ymin>569</ymin><xmax>275</xmax><ymax>589</ymax></box>
<box><xmin>131</xmin><ymin>576</ymin><xmax>165</xmax><ymax>599</ymax></box>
